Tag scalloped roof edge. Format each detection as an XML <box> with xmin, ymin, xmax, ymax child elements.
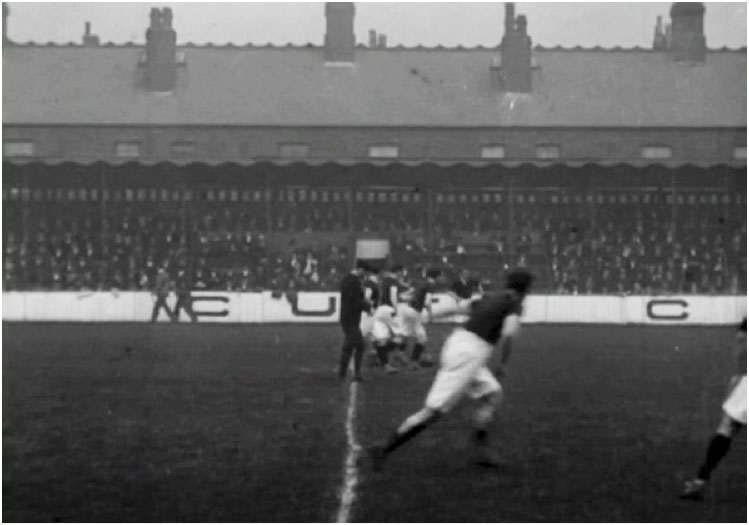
<box><xmin>5</xmin><ymin>40</ymin><xmax>747</xmax><ymax>53</ymax></box>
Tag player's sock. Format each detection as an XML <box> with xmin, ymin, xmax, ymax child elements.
<box><xmin>697</xmin><ymin>434</ymin><xmax>733</xmax><ymax>481</ymax></box>
<box><xmin>412</xmin><ymin>343</ymin><xmax>425</xmax><ymax>362</ymax></box>
<box><xmin>352</xmin><ymin>346</ymin><xmax>364</xmax><ymax>378</ymax></box>
<box><xmin>375</xmin><ymin>343</ymin><xmax>391</xmax><ymax>367</ymax></box>
<box><xmin>383</xmin><ymin>411</ymin><xmax>440</xmax><ymax>456</ymax></box>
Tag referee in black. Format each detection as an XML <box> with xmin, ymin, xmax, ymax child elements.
<box><xmin>338</xmin><ymin>261</ymin><xmax>371</xmax><ymax>382</ymax></box>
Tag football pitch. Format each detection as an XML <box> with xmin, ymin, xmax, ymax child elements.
<box><xmin>3</xmin><ymin>322</ymin><xmax>746</xmax><ymax>522</ymax></box>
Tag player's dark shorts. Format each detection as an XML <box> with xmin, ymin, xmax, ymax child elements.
<box><xmin>341</xmin><ymin>323</ymin><xmax>365</xmax><ymax>351</ymax></box>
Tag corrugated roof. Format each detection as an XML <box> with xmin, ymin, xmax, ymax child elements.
<box><xmin>2</xmin><ymin>44</ymin><xmax>746</xmax><ymax>127</ymax></box>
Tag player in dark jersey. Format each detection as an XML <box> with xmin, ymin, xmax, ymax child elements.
<box><xmin>370</xmin><ymin>269</ymin><xmax>534</xmax><ymax>469</ymax></box>
<box><xmin>450</xmin><ymin>268</ymin><xmax>475</xmax><ymax>302</ymax></box>
<box><xmin>338</xmin><ymin>261</ymin><xmax>372</xmax><ymax>382</ymax></box>
<box><xmin>371</xmin><ymin>266</ymin><xmax>412</xmax><ymax>372</ymax></box>
<box><xmin>359</xmin><ymin>267</ymin><xmax>381</xmax><ymax>365</ymax></box>
<box><xmin>363</xmin><ymin>272</ymin><xmax>380</xmax><ymax>309</ymax></box>
<box><xmin>400</xmin><ymin>268</ymin><xmax>440</xmax><ymax>369</ymax></box>
<box><xmin>680</xmin><ymin>317</ymin><xmax>747</xmax><ymax>500</ymax></box>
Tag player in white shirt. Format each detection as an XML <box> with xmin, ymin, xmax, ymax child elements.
<box><xmin>680</xmin><ymin>317</ymin><xmax>747</xmax><ymax>500</ymax></box>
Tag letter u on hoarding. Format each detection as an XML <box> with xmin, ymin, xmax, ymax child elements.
<box><xmin>291</xmin><ymin>296</ymin><xmax>337</xmax><ymax>317</ymax></box>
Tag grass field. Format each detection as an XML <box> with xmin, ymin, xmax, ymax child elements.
<box><xmin>3</xmin><ymin>322</ymin><xmax>746</xmax><ymax>522</ymax></box>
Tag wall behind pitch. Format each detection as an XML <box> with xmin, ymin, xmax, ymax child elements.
<box><xmin>1</xmin><ymin>292</ymin><xmax>746</xmax><ymax>325</ymax></box>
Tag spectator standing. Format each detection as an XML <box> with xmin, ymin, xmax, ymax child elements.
<box><xmin>151</xmin><ymin>265</ymin><xmax>173</xmax><ymax>322</ymax></box>
<box><xmin>172</xmin><ymin>268</ymin><xmax>197</xmax><ymax>322</ymax></box>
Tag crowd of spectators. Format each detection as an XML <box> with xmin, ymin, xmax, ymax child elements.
<box><xmin>3</xmin><ymin>186</ymin><xmax>746</xmax><ymax>295</ymax></box>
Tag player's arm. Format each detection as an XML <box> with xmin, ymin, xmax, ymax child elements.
<box><xmin>430</xmin><ymin>301</ymin><xmax>473</xmax><ymax>319</ymax></box>
<box><xmin>424</xmin><ymin>292</ymin><xmax>434</xmax><ymax>321</ymax></box>
<box><xmin>389</xmin><ymin>285</ymin><xmax>398</xmax><ymax>308</ymax></box>
<box><xmin>447</xmin><ymin>281</ymin><xmax>461</xmax><ymax>303</ymax></box>
<box><xmin>494</xmin><ymin>314</ymin><xmax>522</xmax><ymax>379</ymax></box>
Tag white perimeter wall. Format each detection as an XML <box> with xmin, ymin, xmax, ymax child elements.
<box><xmin>2</xmin><ymin>292</ymin><xmax>746</xmax><ymax>326</ymax></box>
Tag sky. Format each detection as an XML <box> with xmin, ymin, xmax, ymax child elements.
<box><xmin>3</xmin><ymin>2</ymin><xmax>746</xmax><ymax>49</ymax></box>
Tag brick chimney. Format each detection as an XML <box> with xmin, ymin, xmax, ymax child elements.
<box><xmin>325</xmin><ymin>2</ymin><xmax>355</xmax><ymax>64</ymax></box>
<box><xmin>145</xmin><ymin>7</ymin><xmax>177</xmax><ymax>92</ymax></box>
<box><xmin>82</xmin><ymin>21</ymin><xmax>99</xmax><ymax>46</ymax></box>
<box><xmin>3</xmin><ymin>3</ymin><xmax>9</xmax><ymax>49</ymax></box>
<box><xmin>669</xmin><ymin>2</ymin><xmax>706</xmax><ymax>63</ymax></box>
<box><xmin>498</xmin><ymin>3</ymin><xmax>532</xmax><ymax>93</ymax></box>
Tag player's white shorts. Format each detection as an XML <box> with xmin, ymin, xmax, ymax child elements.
<box><xmin>398</xmin><ymin>304</ymin><xmax>428</xmax><ymax>344</ymax></box>
<box><xmin>360</xmin><ymin>314</ymin><xmax>375</xmax><ymax>338</ymax></box>
<box><xmin>372</xmin><ymin>305</ymin><xmax>400</xmax><ymax>343</ymax></box>
<box><xmin>723</xmin><ymin>375</ymin><xmax>747</xmax><ymax>425</ymax></box>
<box><xmin>425</xmin><ymin>328</ymin><xmax>501</xmax><ymax>413</ymax></box>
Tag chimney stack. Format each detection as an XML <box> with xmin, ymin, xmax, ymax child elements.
<box><xmin>504</xmin><ymin>3</ymin><xmax>515</xmax><ymax>34</ymax></box>
<box><xmin>3</xmin><ymin>3</ymin><xmax>9</xmax><ymax>49</ymax></box>
<box><xmin>145</xmin><ymin>7</ymin><xmax>177</xmax><ymax>92</ymax></box>
<box><xmin>368</xmin><ymin>29</ymin><xmax>377</xmax><ymax>48</ymax></box>
<box><xmin>669</xmin><ymin>2</ymin><xmax>706</xmax><ymax>63</ymax></box>
<box><xmin>324</xmin><ymin>2</ymin><xmax>355</xmax><ymax>64</ymax></box>
<box><xmin>497</xmin><ymin>3</ymin><xmax>532</xmax><ymax>93</ymax></box>
<box><xmin>652</xmin><ymin>16</ymin><xmax>667</xmax><ymax>51</ymax></box>
<box><xmin>82</xmin><ymin>21</ymin><xmax>99</xmax><ymax>46</ymax></box>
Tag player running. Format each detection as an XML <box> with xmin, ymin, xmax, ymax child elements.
<box><xmin>398</xmin><ymin>268</ymin><xmax>440</xmax><ymax>370</ymax></box>
<box><xmin>337</xmin><ymin>262</ymin><xmax>372</xmax><ymax>382</ymax></box>
<box><xmin>679</xmin><ymin>317</ymin><xmax>747</xmax><ymax>500</ymax></box>
<box><xmin>369</xmin><ymin>269</ymin><xmax>534</xmax><ymax>469</ymax></box>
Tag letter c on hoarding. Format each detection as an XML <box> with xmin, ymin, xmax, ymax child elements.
<box><xmin>191</xmin><ymin>295</ymin><xmax>230</xmax><ymax>318</ymax></box>
<box><xmin>646</xmin><ymin>299</ymin><xmax>689</xmax><ymax>321</ymax></box>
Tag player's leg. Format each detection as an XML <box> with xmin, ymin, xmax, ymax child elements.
<box><xmin>680</xmin><ymin>414</ymin><xmax>744</xmax><ymax>500</ymax></box>
<box><xmin>338</xmin><ymin>325</ymin><xmax>355</xmax><ymax>379</ymax></box>
<box><xmin>681</xmin><ymin>375</ymin><xmax>746</xmax><ymax>500</ymax></box>
<box><xmin>150</xmin><ymin>297</ymin><xmax>160</xmax><ymax>322</ymax></box>
<box><xmin>172</xmin><ymin>297</ymin><xmax>182</xmax><ymax>322</ymax></box>
<box><xmin>370</xmin><ymin>406</ymin><xmax>442</xmax><ymax>470</ymax></box>
<box><xmin>351</xmin><ymin>327</ymin><xmax>366</xmax><ymax>381</ymax></box>
<box><xmin>467</xmin><ymin>367</ymin><xmax>504</xmax><ymax>467</ymax></box>
<box><xmin>372</xmin><ymin>307</ymin><xmax>398</xmax><ymax>373</ymax></box>
<box><xmin>160</xmin><ymin>296</ymin><xmax>174</xmax><ymax>320</ymax></box>
<box><xmin>411</xmin><ymin>318</ymin><xmax>431</xmax><ymax>368</ymax></box>
<box><xmin>151</xmin><ymin>296</ymin><xmax>169</xmax><ymax>322</ymax></box>
<box><xmin>185</xmin><ymin>296</ymin><xmax>198</xmax><ymax>322</ymax></box>
<box><xmin>371</xmin><ymin>329</ymin><xmax>480</xmax><ymax>469</ymax></box>
<box><xmin>389</xmin><ymin>305</ymin><xmax>411</xmax><ymax>367</ymax></box>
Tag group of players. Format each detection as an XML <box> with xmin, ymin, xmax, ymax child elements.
<box><xmin>338</xmin><ymin>260</ymin><xmax>747</xmax><ymax>501</ymax></box>
<box><xmin>338</xmin><ymin>263</ymin><xmax>479</xmax><ymax>382</ymax></box>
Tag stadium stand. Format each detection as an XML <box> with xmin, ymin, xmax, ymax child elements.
<box><xmin>3</xmin><ymin>173</ymin><xmax>745</xmax><ymax>295</ymax></box>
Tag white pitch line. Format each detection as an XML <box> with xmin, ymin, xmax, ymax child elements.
<box><xmin>335</xmin><ymin>381</ymin><xmax>361</xmax><ymax>523</ymax></box>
